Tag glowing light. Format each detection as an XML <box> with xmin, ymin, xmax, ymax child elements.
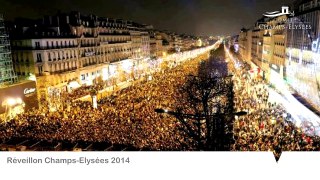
<box><xmin>102</xmin><ymin>68</ymin><xmax>109</xmax><ymax>81</ymax></box>
<box><xmin>27</xmin><ymin>73</ymin><xmax>36</xmax><ymax>81</ymax></box>
<box><xmin>109</xmin><ymin>64</ymin><xmax>117</xmax><ymax>76</ymax></box>
<box><xmin>283</xmin><ymin>113</ymin><xmax>287</xmax><ymax>118</ymax></box>
<box><xmin>68</xmin><ymin>81</ymin><xmax>81</xmax><ymax>89</ymax></box>
<box><xmin>6</xmin><ymin>98</ymin><xmax>16</xmax><ymax>106</ymax></box>
<box><xmin>16</xmin><ymin>98</ymin><xmax>22</xmax><ymax>104</ymax></box>
<box><xmin>121</xmin><ymin>60</ymin><xmax>133</xmax><ymax>73</ymax></box>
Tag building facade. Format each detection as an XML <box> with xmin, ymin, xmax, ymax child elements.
<box><xmin>239</xmin><ymin>28</ymin><xmax>252</xmax><ymax>64</ymax></box>
<box><xmin>9</xmin><ymin>12</ymin><xmax>152</xmax><ymax>103</ymax></box>
<box><xmin>285</xmin><ymin>1</ymin><xmax>320</xmax><ymax>109</ymax></box>
<box><xmin>262</xmin><ymin>15</ymin><xmax>287</xmax><ymax>84</ymax></box>
<box><xmin>250</xmin><ymin>19</ymin><xmax>265</xmax><ymax>78</ymax></box>
<box><xmin>237</xmin><ymin>0</ymin><xmax>320</xmax><ymax>111</ymax></box>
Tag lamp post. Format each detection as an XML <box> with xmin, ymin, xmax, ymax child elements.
<box><xmin>155</xmin><ymin>108</ymin><xmax>247</xmax><ymax>150</ymax></box>
<box><xmin>90</xmin><ymin>88</ymin><xmax>98</xmax><ymax>109</ymax></box>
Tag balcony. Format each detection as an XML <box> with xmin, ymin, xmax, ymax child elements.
<box><xmin>107</xmin><ymin>41</ymin><xmax>129</xmax><ymax>44</ymax></box>
<box><xmin>80</xmin><ymin>43</ymin><xmax>99</xmax><ymax>47</ymax></box>
<box><xmin>51</xmin><ymin>67</ymin><xmax>77</xmax><ymax>75</ymax></box>
<box><xmin>99</xmin><ymin>32</ymin><xmax>130</xmax><ymax>36</ymax></box>
<box><xmin>82</xmin><ymin>62</ymin><xmax>97</xmax><ymax>67</ymax></box>
<box><xmin>110</xmin><ymin>57</ymin><xmax>130</xmax><ymax>63</ymax></box>
<box><xmin>11</xmin><ymin>45</ymin><xmax>78</xmax><ymax>51</ymax></box>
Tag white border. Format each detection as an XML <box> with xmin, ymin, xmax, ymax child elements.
<box><xmin>1</xmin><ymin>152</ymin><xmax>319</xmax><ymax>180</ymax></box>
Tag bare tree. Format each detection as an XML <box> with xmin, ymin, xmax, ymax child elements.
<box><xmin>174</xmin><ymin>45</ymin><xmax>236</xmax><ymax>150</ymax></box>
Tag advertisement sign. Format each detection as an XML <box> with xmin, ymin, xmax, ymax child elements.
<box><xmin>0</xmin><ymin>81</ymin><xmax>38</xmax><ymax>114</ymax></box>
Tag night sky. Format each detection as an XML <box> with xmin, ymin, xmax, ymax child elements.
<box><xmin>0</xmin><ymin>0</ymin><xmax>294</xmax><ymax>36</ymax></box>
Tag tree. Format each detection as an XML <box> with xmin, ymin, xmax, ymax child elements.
<box><xmin>174</xmin><ymin>45</ymin><xmax>236</xmax><ymax>150</ymax></box>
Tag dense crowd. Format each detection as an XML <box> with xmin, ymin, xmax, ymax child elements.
<box><xmin>229</xmin><ymin>49</ymin><xmax>320</xmax><ymax>154</ymax></box>
<box><xmin>0</xmin><ymin>44</ymin><xmax>319</xmax><ymax>152</ymax></box>
<box><xmin>0</xmin><ymin>54</ymin><xmax>209</xmax><ymax>150</ymax></box>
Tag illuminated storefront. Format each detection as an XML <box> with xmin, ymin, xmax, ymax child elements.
<box><xmin>0</xmin><ymin>80</ymin><xmax>38</xmax><ymax>120</ymax></box>
<box><xmin>269</xmin><ymin>63</ymin><xmax>286</xmax><ymax>90</ymax></box>
<box><xmin>286</xmin><ymin>48</ymin><xmax>320</xmax><ymax>108</ymax></box>
<box><xmin>285</xmin><ymin>9</ymin><xmax>320</xmax><ymax>109</ymax></box>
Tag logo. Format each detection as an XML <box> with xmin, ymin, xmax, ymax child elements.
<box><xmin>258</xmin><ymin>6</ymin><xmax>311</xmax><ymax>30</ymax></box>
<box><xmin>263</xmin><ymin>6</ymin><xmax>294</xmax><ymax>18</ymax></box>
<box><xmin>24</xmin><ymin>88</ymin><xmax>36</xmax><ymax>95</ymax></box>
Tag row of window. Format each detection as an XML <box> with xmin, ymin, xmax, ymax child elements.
<box><xmin>274</xmin><ymin>53</ymin><xmax>285</xmax><ymax>59</ymax></box>
<box><xmin>47</xmin><ymin>50</ymin><xmax>77</xmax><ymax>61</ymax></box>
<box><xmin>41</xmin><ymin>40</ymin><xmax>76</xmax><ymax>49</ymax></box>
<box><xmin>48</xmin><ymin>61</ymin><xmax>77</xmax><ymax>73</ymax></box>
<box><xmin>275</xmin><ymin>42</ymin><xmax>285</xmax><ymax>46</ymax></box>
<box><xmin>100</xmin><ymin>36</ymin><xmax>130</xmax><ymax>43</ymax></box>
<box><xmin>80</xmin><ymin>20</ymin><xmax>126</xmax><ymax>28</ymax></box>
<box><xmin>82</xmin><ymin>46</ymin><xmax>132</xmax><ymax>54</ymax></box>
<box><xmin>25</xmin><ymin>46</ymin><xmax>135</xmax><ymax>63</ymax></box>
<box><xmin>13</xmin><ymin>40</ymin><xmax>77</xmax><ymax>48</ymax></box>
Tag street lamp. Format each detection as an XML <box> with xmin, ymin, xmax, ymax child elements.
<box><xmin>155</xmin><ymin>108</ymin><xmax>247</xmax><ymax>150</ymax></box>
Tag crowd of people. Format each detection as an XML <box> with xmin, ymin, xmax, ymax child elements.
<box><xmin>0</xmin><ymin>44</ymin><xmax>319</xmax><ymax>152</ymax></box>
<box><xmin>0</xmin><ymin>53</ymin><xmax>210</xmax><ymax>150</ymax></box>
<box><xmin>228</xmin><ymin>47</ymin><xmax>320</xmax><ymax>154</ymax></box>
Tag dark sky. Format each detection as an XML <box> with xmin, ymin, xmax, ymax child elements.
<box><xmin>0</xmin><ymin>0</ymin><xmax>294</xmax><ymax>36</ymax></box>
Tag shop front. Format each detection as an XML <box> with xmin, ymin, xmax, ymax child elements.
<box><xmin>0</xmin><ymin>80</ymin><xmax>38</xmax><ymax>120</ymax></box>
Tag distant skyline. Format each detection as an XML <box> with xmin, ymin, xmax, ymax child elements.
<box><xmin>0</xmin><ymin>0</ymin><xmax>293</xmax><ymax>36</ymax></box>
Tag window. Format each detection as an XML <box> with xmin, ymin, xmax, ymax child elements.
<box><xmin>38</xmin><ymin>66</ymin><xmax>43</xmax><ymax>75</ymax></box>
<box><xmin>46</xmin><ymin>41</ymin><xmax>49</xmax><ymax>48</ymax></box>
<box><xmin>48</xmin><ymin>53</ymin><xmax>51</xmax><ymax>61</ymax></box>
<box><xmin>81</xmin><ymin>74</ymin><xmax>85</xmax><ymax>80</ymax></box>
<box><xmin>36</xmin><ymin>53</ymin><xmax>42</xmax><ymax>62</ymax></box>
<box><xmin>35</xmin><ymin>41</ymin><xmax>40</xmax><ymax>49</ymax></box>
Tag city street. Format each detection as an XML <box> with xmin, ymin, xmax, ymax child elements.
<box><xmin>225</xmin><ymin>46</ymin><xmax>320</xmax><ymax>136</ymax></box>
<box><xmin>2</xmin><ymin>1</ymin><xmax>320</xmax><ymax>179</ymax></box>
<box><xmin>1</xmin><ymin>43</ymin><xmax>319</xmax><ymax>153</ymax></box>
<box><xmin>0</xmin><ymin>44</ymin><xmax>218</xmax><ymax>151</ymax></box>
